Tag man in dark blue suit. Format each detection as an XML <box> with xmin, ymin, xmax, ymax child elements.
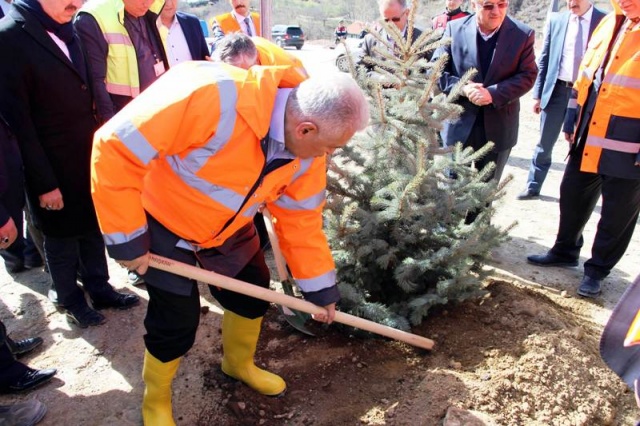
<box><xmin>517</xmin><ymin>0</ymin><xmax>605</xmax><ymax>199</ymax></box>
<box><xmin>158</xmin><ymin>0</ymin><xmax>210</xmax><ymax>66</ymax></box>
<box><xmin>433</xmin><ymin>0</ymin><xmax>538</xmax><ymax>191</ymax></box>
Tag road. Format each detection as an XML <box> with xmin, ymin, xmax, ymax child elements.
<box><xmin>284</xmin><ymin>42</ymin><xmax>341</xmax><ymax>76</ymax></box>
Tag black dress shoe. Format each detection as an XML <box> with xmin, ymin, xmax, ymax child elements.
<box><xmin>8</xmin><ymin>337</ymin><xmax>43</xmax><ymax>358</ymax></box>
<box><xmin>5</xmin><ymin>367</ymin><xmax>57</xmax><ymax>393</ymax></box>
<box><xmin>527</xmin><ymin>253</ymin><xmax>578</xmax><ymax>267</ymax></box>
<box><xmin>516</xmin><ymin>190</ymin><xmax>540</xmax><ymax>200</ymax></box>
<box><xmin>577</xmin><ymin>276</ymin><xmax>602</xmax><ymax>298</ymax></box>
<box><xmin>66</xmin><ymin>306</ymin><xmax>106</xmax><ymax>328</ymax></box>
<box><xmin>91</xmin><ymin>292</ymin><xmax>140</xmax><ymax>310</ymax></box>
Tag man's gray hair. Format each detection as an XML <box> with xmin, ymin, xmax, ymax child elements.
<box><xmin>212</xmin><ymin>33</ymin><xmax>258</xmax><ymax>67</ymax></box>
<box><xmin>378</xmin><ymin>0</ymin><xmax>407</xmax><ymax>10</ymax></box>
<box><xmin>286</xmin><ymin>73</ymin><xmax>369</xmax><ymax>140</ymax></box>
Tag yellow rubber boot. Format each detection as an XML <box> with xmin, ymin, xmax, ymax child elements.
<box><xmin>142</xmin><ymin>350</ymin><xmax>181</xmax><ymax>426</ymax></box>
<box><xmin>221</xmin><ymin>311</ymin><xmax>286</xmax><ymax>396</ymax></box>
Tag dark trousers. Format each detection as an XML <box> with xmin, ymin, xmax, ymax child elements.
<box><xmin>144</xmin><ymin>250</ymin><xmax>270</xmax><ymax>362</ymax></box>
<box><xmin>0</xmin><ymin>321</ymin><xmax>27</xmax><ymax>388</ymax></box>
<box><xmin>551</xmin><ymin>143</ymin><xmax>640</xmax><ymax>279</ymax></box>
<box><xmin>526</xmin><ymin>82</ymin><xmax>573</xmax><ymax>193</ymax></box>
<box><xmin>44</xmin><ymin>229</ymin><xmax>113</xmax><ymax>310</ymax></box>
<box><xmin>466</xmin><ymin>120</ymin><xmax>512</xmax><ymax>184</ymax></box>
<box><xmin>463</xmin><ymin>121</ymin><xmax>512</xmax><ymax>224</ymax></box>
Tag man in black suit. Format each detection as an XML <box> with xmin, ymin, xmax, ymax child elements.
<box><xmin>157</xmin><ymin>0</ymin><xmax>210</xmax><ymax>65</ymax></box>
<box><xmin>432</xmin><ymin>0</ymin><xmax>537</xmax><ymax>187</ymax></box>
<box><xmin>0</xmin><ymin>0</ymin><xmax>139</xmax><ymax>328</ymax></box>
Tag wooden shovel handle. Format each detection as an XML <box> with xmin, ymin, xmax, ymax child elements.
<box><xmin>149</xmin><ymin>254</ymin><xmax>435</xmax><ymax>350</ymax></box>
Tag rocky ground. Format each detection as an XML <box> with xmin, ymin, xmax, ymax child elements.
<box><xmin>0</xmin><ymin>46</ymin><xmax>638</xmax><ymax>425</ymax></box>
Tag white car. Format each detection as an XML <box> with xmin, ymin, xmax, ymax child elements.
<box><xmin>334</xmin><ymin>38</ymin><xmax>365</xmax><ymax>73</ymax></box>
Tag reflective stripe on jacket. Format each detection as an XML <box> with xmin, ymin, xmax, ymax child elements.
<box><xmin>91</xmin><ymin>61</ymin><xmax>336</xmax><ymax>293</ymax></box>
<box><xmin>573</xmin><ymin>12</ymin><xmax>640</xmax><ymax>176</ymax></box>
<box><xmin>80</xmin><ymin>0</ymin><xmax>164</xmax><ymax>97</ymax></box>
<box><xmin>214</xmin><ymin>12</ymin><xmax>261</xmax><ymax>36</ymax></box>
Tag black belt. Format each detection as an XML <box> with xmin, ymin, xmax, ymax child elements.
<box><xmin>557</xmin><ymin>79</ymin><xmax>574</xmax><ymax>88</ymax></box>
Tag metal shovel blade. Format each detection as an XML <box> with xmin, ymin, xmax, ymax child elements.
<box><xmin>275</xmin><ymin>278</ymin><xmax>315</xmax><ymax>336</ymax></box>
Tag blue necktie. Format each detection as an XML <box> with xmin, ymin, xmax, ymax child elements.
<box><xmin>572</xmin><ymin>16</ymin><xmax>583</xmax><ymax>82</ymax></box>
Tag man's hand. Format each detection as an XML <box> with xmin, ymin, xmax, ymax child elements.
<box><xmin>564</xmin><ymin>132</ymin><xmax>574</xmax><ymax>144</ymax></box>
<box><xmin>0</xmin><ymin>217</ymin><xmax>18</xmax><ymax>249</ymax></box>
<box><xmin>117</xmin><ymin>252</ymin><xmax>150</xmax><ymax>275</ymax></box>
<box><xmin>312</xmin><ymin>302</ymin><xmax>336</xmax><ymax>324</ymax></box>
<box><xmin>533</xmin><ymin>99</ymin><xmax>541</xmax><ymax>114</ymax></box>
<box><xmin>465</xmin><ymin>83</ymin><xmax>492</xmax><ymax>106</ymax></box>
<box><xmin>39</xmin><ymin>188</ymin><xmax>64</xmax><ymax>211</ymax></box>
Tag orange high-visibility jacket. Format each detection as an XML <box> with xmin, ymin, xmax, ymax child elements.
<box><xmin>213</xmin><ymin>11</ymin><xmax>261</xmax><ymax>37</ymax></box>
<box><xmin>572</xmin><ymin>10</ymin><xmax>640</xmax><ymax>176</ymax></box>
<box><xmin>252</xmin><ymin>36</ymin><xmax>307</xmax><ymax>77</ymax></box>
<box><xmin>91</xmin><ymin>62</ymin><xmax>336</xmax><ymax>294</ymax></box>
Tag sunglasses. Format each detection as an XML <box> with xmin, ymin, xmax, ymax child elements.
<box><xmin>478</xmin><ymin>2</ymin><xmax>509</xmax><ymax>10</ymax></box>
<box><xmin>384</xmin><ymin>16</ymin><xmax>404</xmax><ymax>22</ymax></box>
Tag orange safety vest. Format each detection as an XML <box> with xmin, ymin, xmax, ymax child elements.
<box><xmin>213</xmin><ymin>11</ymin><xmax>261</xmax><ymax>37</ymax></box>
<box><xmin>251</xmin><ymin>36</ymin><xmax>308</xmax><ymax>79</ymax></box>
<box><xmin>91</xmin><ymin>62</ymin><xmax>336</xmax><ymax>293</ymax></box>
<box><xmin>573</xmin><ymin>12</ymin><xmax>640</xmax><ymax>175</ymax></box>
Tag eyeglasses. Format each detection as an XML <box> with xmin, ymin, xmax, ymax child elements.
<box><xmin>478</xmin><ymin>2</ymin><xmax>508</xmax><ymax>10</ymax></box>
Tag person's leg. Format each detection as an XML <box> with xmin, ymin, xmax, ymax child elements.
<box><xmin>210</xmin><ymin>251</ymin><xmax>285</xmax><ymax>395</ymax></box>
<box><xmin>143</xmin><ymin>281</ymin><xmax>200</xmax><ymax>426</ymax></box>
<box><xmin>584</xmin><ymin>176</ymin><xmax>640</xmax><ymax>280</ymax></box>
<box><xmin>43</xmin><ymin>235</ymin><xmax>84</xmax><ymax>309</ymax></box>
<box><xmin>550</xmin><ymin>149</ymin><xmax>602</xmax><ymax>260</ymax></box>
<box><xmin>44</xmin><ymin>235</ymin><xmax>105</xmax><ymax>327</ymax></box>
<box><xmin>77</xmin><ymin>229</ymin><xmax>139</xmax><ymax>310</ymax></box>
<box><xmin>142</xmin><ymin>247</ymin><xmax>200</xmax><ymax>426</ymax></box>
<box><xmin>524</xmin><ymin>85</ymin><xmax>571</xmax><ymax>195</ymax></box>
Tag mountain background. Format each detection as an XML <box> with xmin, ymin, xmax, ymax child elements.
<box><xmin>183</xmin><ymin>0</ymin><xmax>613</xmax><ymax>44</ymax></box>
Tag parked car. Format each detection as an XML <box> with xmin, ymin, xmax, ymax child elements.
<box><xmin>335</xmin><ymin>38</ymin><xmax>365</xmax><ymax>73</ymax></box>
<box><xmin>271</xmin><ymin>25</ymin><xmax>305</xmax><ymax>50</ymax></box>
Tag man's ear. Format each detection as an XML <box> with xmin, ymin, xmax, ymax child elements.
<box><xmin>295</xmin><ymin>122</ymin><xmax>318</xmax><ymax>137</ymax></box>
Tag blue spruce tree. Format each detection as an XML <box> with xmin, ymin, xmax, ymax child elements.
<box><xmin>325</xmin><ymin>0</ymin><xmax>514</xmax><ymax>331</ymax></box>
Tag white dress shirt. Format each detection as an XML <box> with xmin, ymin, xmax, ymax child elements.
<box><xmin>0</xmin><ymin>0</ymin><xmax>11</xmax><ymax>16</ymax></box>
<box><xmin>558</xmin><ymin>6</ymin><xmax>594</xmax><ymax>82</ymax></box>
<box><xmin>232</xmin><ymin>10</ymin><xmax>257</xmax><ymax>36</ymax></box>
<box><xmin>157</xmin><ymin>15</ymin><xmax>193</xmax><ymax>66</ymax></box>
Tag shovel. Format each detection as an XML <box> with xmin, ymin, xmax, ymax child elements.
<box><xmin>148</xmin><ymin>253</ymin><xmax>435</xmax><ymax>350</ymax></box>
<box><xmin>262</xmin><ymin>209</ymin><xmax>315</xmax><ymax>336</ymax></box>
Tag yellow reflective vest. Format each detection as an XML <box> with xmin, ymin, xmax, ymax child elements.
<box><xmin>573</xmin><ymin>10</ymin><xmax>640</xmax><ymax>176</ymax></box>
<box><xmin>91</xmin><ymin>62</ymin><xmax>336</xmax><ymax>294</ymax></box>
<box><xmin>80</xmin><ymin>0</ymin><xmax>165</xmax><ymax>97</ymax></box>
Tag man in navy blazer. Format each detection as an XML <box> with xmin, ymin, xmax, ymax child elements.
<box><xmin>517</xmin><ymin>0</ymin><xmax>606</xmax><ymax>199</ymax></box>
<box><xmin>433</xmin><ymin>1</ymin><xmax>537</xmax><ymax>190</ymax></box>
<box><xmin>158</xmin><ymin>0</ymin><xmax>210</xmax><ymax>66</ymax></box>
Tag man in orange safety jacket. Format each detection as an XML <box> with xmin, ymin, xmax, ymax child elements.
<box><xmin>90</xmin><ymin>60</ymin><xmax>369</xmax><ymax>425</ymax></box>
<box><xmin>527</xmin><ymin>0</ymin><xmax>640</xmax><ymax>298</ymax></box>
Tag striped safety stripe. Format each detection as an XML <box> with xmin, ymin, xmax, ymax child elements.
<box><xmin>273</xmin><ymin>189</ymin><xmax>325</xmax><ymax>211</ymax></box>
<box><xmin>603</xmin><ymin>73</ymin><xmax>640</xmax><ymax>90</ymax></box>
<box><xmin>106</xmin><ymin>82</ymin><xmax>140</xmax><ymax>97</ymax></box>
<box><xmin>103</xmin><ymin>224</ymin><xmax>148</xmax><ymax>245</ymax></box>
<box><xmin>586</xmin><ymin>135</ymin><xmax>640</xmax><ymax>153</ymax></box>
<box><xmin>103</xmin><ymin>32</ymin><xmax>133</xmax><ymax>46</ymax></box>
<box><xmin>295</xmin><ymin>269</ymin><xmax>336</xmax><ymax>292</ymax></box>
<box><xmin>115</xmin><ymin>120</ymin><xmax>158</xmax><ymax>166</ymax></box>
